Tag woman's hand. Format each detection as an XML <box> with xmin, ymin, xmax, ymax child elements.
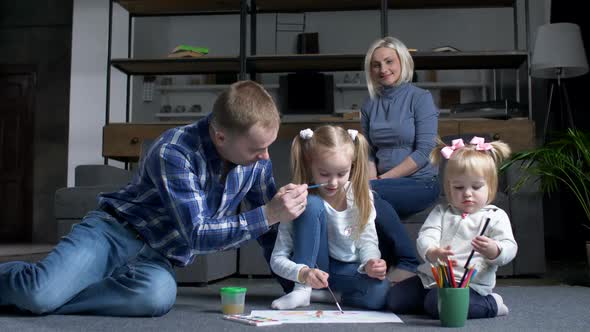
<box><xmin>472</xmin><ymin>236</ymin><xmax>500</xmax><ymax>260</ymax></box>
<box><xmin>365</xmin><ymin>258</ymin><xmax>387</xmax><ymax>280</ymax></box>
<box><xmin>299</xmin><ymin>266</ymin><xmax>329</xmax><ymax>289</ymax></box>
<box><xmin>426</xmin><ymin>245</ymin><xmax>456</xmax><ymax>265</ymax></box>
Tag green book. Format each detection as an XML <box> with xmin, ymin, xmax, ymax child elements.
<box><xmin>172</xmin><ymin>45</ymin><xmax>209</xmax><ymax>54</ymax></box>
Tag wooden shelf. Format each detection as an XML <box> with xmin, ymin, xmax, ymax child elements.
<box><xmin>155</xmin><ymin>112</ymin><xmax>207</xmax><ymax>118</ymax></box>
<box><xmin>111</xmin><ymin>57</ymin><xmax>240</xmax><ymax>75</ymax></box>
<box><xmin>247</xmin><ymin>51</ymin><xmax>526</xmax><ymax>73</ymax></box>
<box><xmin>413</xmin><ymin>51</ymin><xmax>527</xmax><ymax>70</ymax></box>
<box><xmin>115</xmin><ymin>0</ymin><xmax>241</xmax><ymax>16</ymax></box>
<box><xmin>111</xmin><ymin>51</ymin><xmax>526</xmax><ymax>75</ymax></box>
<box><xmin>336</xmin><ymin>81</ymin><xmax>487</xmax><ymax>90</ymax></box>
<box><xmin>254</xmin><ymin>0</ymin><xmax>514</xmax><ymax>13</ymax></box>
<box><xmin>115</xmin><ymin>0</ymin><xmax>514</xmax><ymax>16</ymax></box>
<box><xmin>156</xmin><ymin>83</ymin><xmax>278</xmax><ymax>92</ymax></box>
<box><xmin>248</xmin><ymin>54</ymin><xmax>363</xmax><ymax>72</ymax></box>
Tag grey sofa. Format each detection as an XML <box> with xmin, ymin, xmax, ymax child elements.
<box><xmin>237</xmin><ymin>134</ymin><xmax>546</xmax><ymax>277</ymax></box>
<box><xmin>54</xmin><ymin>163</ymin><xmax>238</xmax><ymax>285</ymax></box>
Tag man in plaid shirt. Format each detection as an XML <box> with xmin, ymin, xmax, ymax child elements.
<box><xmin>0</xmin><ymin>81</ymin><xmax>309</xmax><ymax>317</ymax></box>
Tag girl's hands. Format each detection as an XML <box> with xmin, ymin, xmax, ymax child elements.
<box><xmin>299</xmin><ymin>267</ymin><xmax>329</xmax><ymax>289</ymax></box>
<box><xmin>365</xmin><ymin>258</ymin><xmax>387</xmax><ymax>280</ymax></box>
<box><xmin>426</xmin><ymin>245</ymin><xmax>457</xmax><ymax>265</ymax></box>
<box><xmin>472</xmin><ymin>236</ymin><xmax>500</xmax><ymax>259</ymax></box>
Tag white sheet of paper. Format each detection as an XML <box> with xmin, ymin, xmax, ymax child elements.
<box><xmin>250</xmin><ymin>310</ymin><xmax>403</xmax><ymax>324</ymax></box>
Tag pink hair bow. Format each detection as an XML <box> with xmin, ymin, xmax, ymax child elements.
<box><xmin>441</xmin><ymin>138</ymin><xmax>465</xmax><ymax>159</ymax></box>
<box><xmin>470</xmin><ymin>136</ymin><xmax>493</xmax><ymax>151</ymax></box>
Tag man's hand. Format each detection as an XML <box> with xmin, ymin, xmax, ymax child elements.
<box><xmin>472</xmin><ymin>236</ymin><xmax>500</xmax><ymax>260</ymax></box>
<box><xmin>365</xmin><ymin>258</ymin><xmax>387</xmax><ymax>280</ymax></box>
<box><xmin>264</xmin><ymin>183</ymin><xmax>308</xmax><ymax>225</ymax></box>
<box><xmin>426</xmin><ymin>245</ymin><xmax>456</xmax><ymax>265</ymax></box>
<box><xmin>299</xmin><ymin>266</ymin><xmax>329</xmax><ymax>289</ymax></box>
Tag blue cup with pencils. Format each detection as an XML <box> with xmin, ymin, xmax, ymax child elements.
<box><xmin>438</xmin><ymin>287</ymin><xmax>469</xmax><ymax>327</ymax></box>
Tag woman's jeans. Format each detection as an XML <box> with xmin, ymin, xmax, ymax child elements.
<box><xmin>387</xmin><ymin>276</ymin><xmax>498</xmax><ymax>319</ymax></box>
<box><xmin>0</xmin><ymin>210</ymin><xmax>177</xmax><ymax>316</ymax></box>
<box><xmin>370</xmin><ymin>177</ymin><xmax>440</xmax><ymax>272</ymax></box>
<box><xmin>285</xmin><ymin>195</ymin><xmax>390</xmax><ymax>310</ymax></box>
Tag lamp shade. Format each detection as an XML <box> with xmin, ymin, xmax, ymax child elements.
<box><xmin>531</xmin><ymin>22</ymin><xmax>589</xmax><ymax>79</ymax></box>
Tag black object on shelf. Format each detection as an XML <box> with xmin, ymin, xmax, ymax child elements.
<box><xmin>297</xmin><ymin>33</ymin><xmax>319</xmax><ymax>54</ymax></box>
<box><xmin>279</xmin><ymin>72</ymin><xmax>334</xmax><ymax>115</ymax></box>
<box><xmin>449</xmin><ymin>100</ymin><xmax>527</xmax><ymax>119</ymax></box>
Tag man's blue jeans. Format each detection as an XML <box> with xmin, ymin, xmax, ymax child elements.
<box><xmin>284</xmin><ymin>195</ymin><xmax>390</xmax><ymax>310</ymax></box>
<box><xmin>370</xmin><ymin>176</ymin><xmax>441</xmax><ymax>272</ymax></box>
<box><xmin>0</xmin><ymin>210</ymin><xmax>177</xmax><ymax>316</ymax></box>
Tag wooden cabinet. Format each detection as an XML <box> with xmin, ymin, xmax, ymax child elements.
<box><xmin>103</xmin><ymin>118</ymin><xmax>534</xmax><ymax>162</ymax></box>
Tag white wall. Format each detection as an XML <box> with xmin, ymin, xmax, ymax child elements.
<box><xmin>68</xmin><ymin>0</ymin><xmax>127</xmax><ymax>186</ymax></box>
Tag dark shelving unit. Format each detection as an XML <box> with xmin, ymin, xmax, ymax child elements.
<box><xmin>104</xmin><ymin>0</ymin><xmax>531</xmax><ymax>162</ymax></box>
<box><xmin>111</xmin><ymin>57</ymin><xmax>241</xmax><ymax>75</ymax></box>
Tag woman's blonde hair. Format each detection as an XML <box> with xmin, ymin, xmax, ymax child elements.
<box><xmin>364</xmin><ymin>36</ymin><xmax>414</xmax><ymax>99</ymax></box>
<box><xmin>291</xmin><ymin>125</ymin><xmax>373</xmax><ymax>231</ymax></box>
<box><xmin>430</xmin><ymin>137</ymin><xmax>511</xmax><ymax>204</ymax></box>
<box><xmin>210</xmin><ymin>80</ymin><xmax>279</xmax><ymax>135</ymax></box>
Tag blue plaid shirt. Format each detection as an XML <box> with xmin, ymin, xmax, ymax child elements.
<box><xmin>98</xmin><ymin>116</ymin><xmax>277</xmax><ymax>266</ymax></box>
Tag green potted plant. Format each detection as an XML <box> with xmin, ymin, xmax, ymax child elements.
<box><xmin>501</xmin><ymin>128</ymin><xmax>590</xmax><ymax>267</ymax></box>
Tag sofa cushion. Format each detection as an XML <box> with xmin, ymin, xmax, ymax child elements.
<box><xmin>55</xmin><ymin>185</ymin><xmax>121</xmax><ymax>219</ymax></box>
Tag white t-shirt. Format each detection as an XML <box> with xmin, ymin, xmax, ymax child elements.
<box><xmin>270</xmin><ymin>182</ymin><xmax>381</xmax><ymax>283</ymax></box>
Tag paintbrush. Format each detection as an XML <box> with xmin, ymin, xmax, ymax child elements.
<box><xmin>307</xmin><ymin>183</ymin><xmax>328</xmax><ymax>189</ymax></box>
<box><xmin>315</xmin><ymin>264</ymin><xmax>343</xmax><ymax>313</ymax></box>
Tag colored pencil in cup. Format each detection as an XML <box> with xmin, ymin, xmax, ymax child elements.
<box><xmin>430</xmin><ymin>264</ymin><xmax>441</xmax><ymax>288</ymax></box>
<box><xmin>446</xmin><ymin>257</ymin><xmax>457</xmax><ymax>288</ymax></box>
<box><xmin>465</xmin><ymin>268</ymin><xmax>478</xmax><ymax>288</ymax></box>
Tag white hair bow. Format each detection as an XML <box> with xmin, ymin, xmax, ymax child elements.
<box><xmin>299</xmin><ymin>128</ymin><xmax>314</xmax><ymax>140</ymax></box>
<box><xmin>347</xmin><ymin>129</ymin><xmax>358</xmax><ymax>141</ymax></box>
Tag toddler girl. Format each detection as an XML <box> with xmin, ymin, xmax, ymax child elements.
<box><xmin>387</xmin><ymin>136</ymin><xmax>518</xmax><ymax>319</ymax></box>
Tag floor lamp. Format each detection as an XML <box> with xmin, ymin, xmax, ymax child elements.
<box><xmin>531</xmin><ymin>23</ymin><xmax>588</xmax><ymax>142</ymax></box>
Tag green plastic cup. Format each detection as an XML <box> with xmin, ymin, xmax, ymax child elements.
<box><xmin>438</xmin><ymin>287</ymin><xmax>470</xmax><ymax>327</ymax></box>
<box><xmin>220</xmin><ymin>287</ymin><xmax>247</xmax><ymax>315</ymax></box>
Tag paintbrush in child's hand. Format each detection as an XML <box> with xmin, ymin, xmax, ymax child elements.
<box><xmin>315</xmin><ymin>264</ymin><xmax>343</xmax><ymax>313</ymax></box>
<box><xmin>307</xmin><ymin>183</ymin><xmax>328</xmax><ymax>189</ymax></box>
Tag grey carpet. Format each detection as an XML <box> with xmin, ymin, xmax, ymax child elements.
<box><xmin>1</xmin><ymin>278</ymin><xmax>590</xmax><ymax>331</ymax></box>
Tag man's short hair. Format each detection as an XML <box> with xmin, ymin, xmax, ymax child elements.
<box><xmin>210</xmin><ymin>80</ymin><xmax>280</xmax><ymax>134</ymax></box>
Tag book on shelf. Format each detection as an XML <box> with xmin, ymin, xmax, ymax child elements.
<box><xmin>168</xmin><ymin>45</ymin><xmax>209</xmax><ymax>58</ymax></box>
<box><xmin>432</xmin><ymin>45</ymin><xmax>460</xmax><ymax>52</ymax></box>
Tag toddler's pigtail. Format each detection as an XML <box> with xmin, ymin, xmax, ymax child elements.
<box><xmin>488</xmin><ymin>141</ymin><xmax>511</xmax><ymax>166</ymax></box>
<box><xmin>290</xmin><ymin>130</ymin><xmax>312</xmax><ymax>184</ymax></box>
<box><xmin>430</xmin><ymin>136</ymin><xmax>448</xmax><ymax>165</ymax></box>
